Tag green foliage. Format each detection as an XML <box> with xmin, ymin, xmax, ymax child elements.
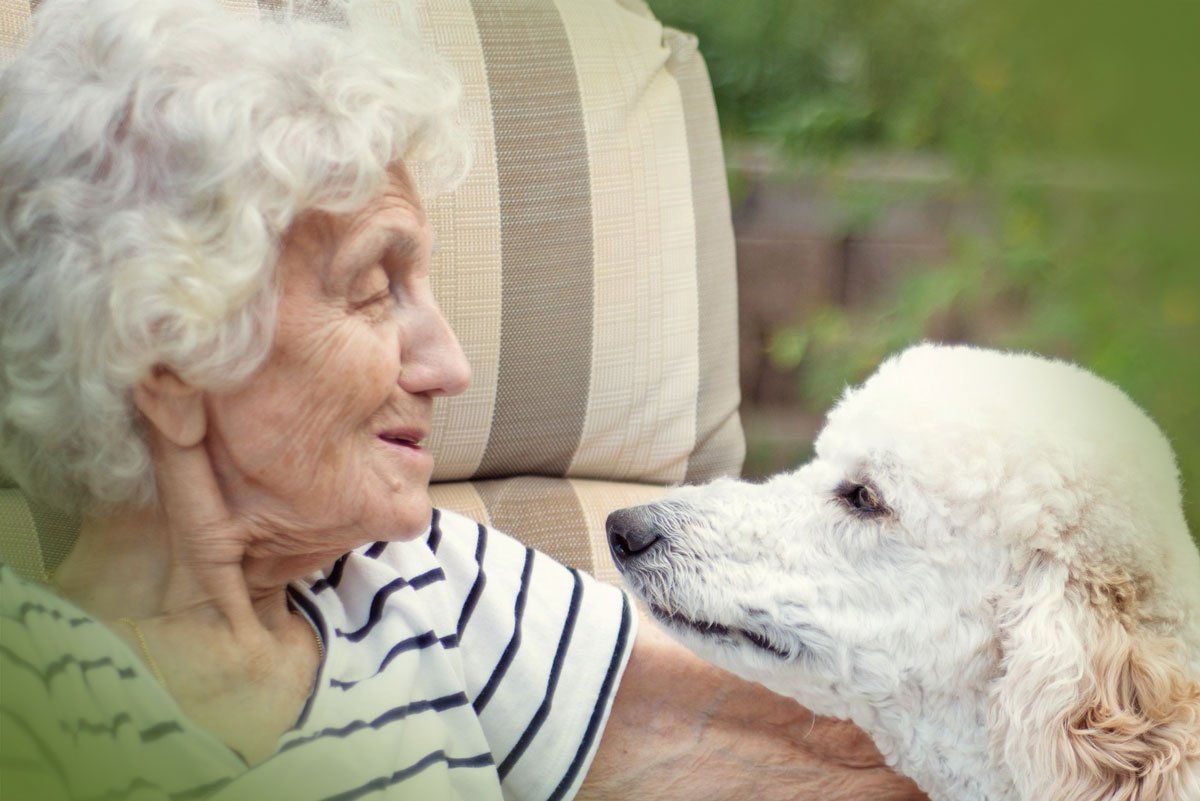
<box><xmin>649</xmin><ymin>0</ymin><xmax>1017</xmax><ymax>168</ymax></box>
<box><xmin>779</xmin><ymin>181</ymin><xmax>1200</xmax><ymax>533</ymax></box>
<box><xmin>650</xmin><ymin>0</ymin><xmax>1199</xmax><ymax>173</ymax></box>
<box><xmin>649</xmin><ymin>0</ymin><xmax>1200</xmax><ymax>534</ymax></box>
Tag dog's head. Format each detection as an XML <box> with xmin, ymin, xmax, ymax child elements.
<box><xmin>611</xmin><ymin>344</ymin><xmax>1200</xmax><ymax>800</ymax></box>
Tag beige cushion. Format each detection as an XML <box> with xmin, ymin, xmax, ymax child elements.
<box><xmin>0</xmin><ymin>0</ymin><xmax>742</xmax><ymax>581</ymax></box>
<box><xmin>0</xmin><ymin>488</ymin><xmax>72</xmax><ymax>580</ymax></box>
<box><xmin>419</xmin><ymin>0</ymin><xmax>743</xmax><ymax>486</ymax></box>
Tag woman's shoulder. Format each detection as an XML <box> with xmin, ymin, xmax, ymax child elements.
<box><xmin>0</xmin><ymin>564</ymin><xmax>236</xmax><ymax>801</ymax></box>
<box><xmin>296</xmin><ymin>508</ymin><xmax>529</xmax><ymax>600</ymax></box>
<box><xmin>0</xmin><ymin>562</ymin><xmax>157</xmax><ymax>707</ymax></box>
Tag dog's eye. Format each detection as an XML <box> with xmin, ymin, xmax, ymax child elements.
<box><xmin>836</xmin><ymin>481</ymin><xmax>888</xmax><ymax>515</ymax></box>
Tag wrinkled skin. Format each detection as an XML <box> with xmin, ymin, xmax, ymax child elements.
<box><xmin>203</xmin><ymin>165</ymin><xmax>471</xmax><ymax>579</ymax></box>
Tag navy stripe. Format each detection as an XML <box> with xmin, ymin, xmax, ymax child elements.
<box><xmin>4</xmin><ymin>601</ymin><xmax>93</xmax><ymax>627</ymax></box>
<box><xmin>472</xmin><ymin>548</ymin><xmax>535</xmax><ymax>713</ymax></box>
<box><xmin>285</xmin><ymin>587</ymin><xmax>329</xmax><ymax>730</ymax></box>
<box><xmin>547</xmin><ymin>593</ymin><xmax>633</xmax><ymax>801</ymax></box>
<box><xmin>373</xmin><ymin>630</ymin><xmax>439</xmax><ymax>674</ymax></box>
<box><xmin>426</xmin><ymin>508</ymin><xmax>443</xmax><ymax>554</ymax></box>
<box><xmin>0</xmin><ymin>642</ymin><xmax>50</xmax><ymax>686</ymax></box>
<box><xmin>364</xmin><ymin>541</ymin><xmax>388</xmax><ymax>559</ymax></box>
<box><xmin>456</xmin><ymin>523</ymin><xmax>489</xmax><ymax>636</ymax></box>
<box><xmin>310</xmin><ymin>553</ymin><xmax>349</xmax><ymax>594</ymax></box>
<box><xmin>328</xmin><ymin>630</ymin><xmax>457</xmax><ymax>691</ymax></box>
<box><xmin>46</xmin><ymin>653</ymin><xmax>137</xmax><ymax>681</ymax></box>
<box><xmin>337</xmin><ymin>577</ymin><xmax>406</xmax><ymax>642</ymax></box>
<box><xmin>75</xmin><ymin>775</ymin><xmax>232</xmax><ymax>801</ymax></box>
<box><xmin>410</xmin><ymin>567</ymin><xmax>445</xmax><ymax>590</ymax></box>
<box><xmin>336</xmin><ymin>568</ymin><xmax>445</xmax><ymax>642</ymax></box>
<box><xmin>139</xmin><ymin>720</ymin><xmax>183</xmax><ymax>744</ymax></box>
<box><xmin>77</xmin><ymin>776</ymin><xmax>160</xmax><ymax>801</ymax></box>
<box><xmin>280</xmin><ymin>692</ymin><xmax>469</xmax><ymax>752</ymax></box>
<box><xmin>0</xmin><ymin>645</ymin><xmax>137</xmax><ymax>686</ymax></box>
<box><xmin>498</xmin><ymin>570</ymin><xmax>584</xmax><ymax>778</ymax></box>
<box><xmin>318</xmin><ymin>751</ymin><xmax>494</xmax><ymax>801</ymax></box>
<box><xmin>62</xmin><ymin>712</ymin><xmax>132</xmax><ymax>740</ymax></box>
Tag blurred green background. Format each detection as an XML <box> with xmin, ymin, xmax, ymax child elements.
<box><xmin>647</xmin><ymin>0</ymin><xmax>1199</xmax><ymax>538</ymax></box>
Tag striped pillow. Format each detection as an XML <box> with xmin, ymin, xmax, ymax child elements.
<box><xmin>418</xmin><ymin>0</ymin><xmax>743</xmax><ymax>486</ymax></box>
<box><xmin>0</xmin><ymin>0</ymin><xmax>744</xmax><ymax>579</ymax></box>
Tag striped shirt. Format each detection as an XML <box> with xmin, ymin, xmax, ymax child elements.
<box><xmin>0</xmin><ymin>508</ymin><xmax>637</xmax><ymax>801</ymax></box>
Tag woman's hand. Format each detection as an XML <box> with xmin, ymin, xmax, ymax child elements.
<box><xmin>580</xmin><ymin>615</ymin><xmax>928</xmax><ymax>801</ymax></box>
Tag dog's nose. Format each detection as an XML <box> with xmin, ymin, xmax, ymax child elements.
<box><xmin>606</xmin><ymin>506</ymin><xmax>663</xmax><ymax>562</ymax></box>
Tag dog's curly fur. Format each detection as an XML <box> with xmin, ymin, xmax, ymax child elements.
<box><xmin>613</xmin><ymin>344</ymin><xmax>1200</xmax><ymax>801</ymax></box>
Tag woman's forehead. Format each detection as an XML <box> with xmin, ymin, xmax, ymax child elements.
<box><xmin>281</xmin><ymin>167</ymin><xmax>429</xmax><ymax>280</ymax></box>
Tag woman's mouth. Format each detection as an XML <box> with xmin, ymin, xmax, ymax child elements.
<box><xmin>378</xmin><ymin>430</ymin><xmax>426</xmax><ymax>450</ymax></box>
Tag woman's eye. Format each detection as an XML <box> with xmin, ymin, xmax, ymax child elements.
<box><xmin>351</xmin><ymin>289</ymin><xmax>393</xmax><ymax>311</ymax></box>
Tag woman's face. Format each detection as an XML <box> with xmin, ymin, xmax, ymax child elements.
<box><xmin>203</xmin><ymin>166</ymin><xmax>469</xmax><ymax>561</ymax></box>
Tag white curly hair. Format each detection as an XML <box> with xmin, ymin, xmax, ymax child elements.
<box><xmin>0</xmin><ymin>0</ymin><xmax>471</xmax><ymax>512</ymax></box>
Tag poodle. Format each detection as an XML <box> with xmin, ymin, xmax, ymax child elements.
<box><xmin>607</xmin><ymin>344</ymin><xmax>1200</xmax><ymax>801</ymax></box>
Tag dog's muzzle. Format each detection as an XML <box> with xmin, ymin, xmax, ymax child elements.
<box><xmin>606</xmin><ymin>505</ymin><xmax>663</xmax><ymax>565</ymax></box>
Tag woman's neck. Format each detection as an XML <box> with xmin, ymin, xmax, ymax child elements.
<box><xmin>54</xmin><ymin>507</ymin><xmax>327</xmax><ymax>766</ymax></box>
<box><xmin>54</xmin><ymin>507</ymin><xmax>296</xmax><ymax>638</ymax></box>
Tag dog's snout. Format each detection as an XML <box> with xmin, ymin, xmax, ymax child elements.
<box><xmin>606</xmin><ymin>506</ymin><xmax>663</xmax><ymax>563</ymax></box>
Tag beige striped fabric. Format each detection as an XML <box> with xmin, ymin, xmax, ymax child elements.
<box><xmin>0</xmin><ymin>488</ymin><xmax>78</xmax><ymax>581</ymax></box>
<box><xmin>0</xmin><ymin>0</ymin><xmax>743</xmax><ymax>583</ymax></box>
<box><xmin>418</xmin><ymin>0</ymin><xmax>744</xmax><ymax>485</ymax></box>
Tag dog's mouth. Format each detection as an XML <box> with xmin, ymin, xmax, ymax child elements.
<box><xmin>648</xmin><ymin>603</ymin><xmax>794</xmax><ymax>660</ymax></box>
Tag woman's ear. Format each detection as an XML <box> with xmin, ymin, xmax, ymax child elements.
<box><xmin>988</xmin><ymin>552</ymin><xmax>1200</xmax><ymax>801</ymax></box>
<box><xmin>131</xmin><ymin>366</ymin><xmax>206</xmax><ymax>447</ymax></box>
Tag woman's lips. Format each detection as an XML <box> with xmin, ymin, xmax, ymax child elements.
<box><xmin>377</xmin><ymin>431</ymin><xmax>433</xmax><ymax>470</ymax></box>
<box><xmin>377</xmin><ymin>429</ymin><xmax>427</xmax><ymax>450</ymax></box>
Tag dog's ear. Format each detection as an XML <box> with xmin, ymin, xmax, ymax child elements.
<box><xmin>988</xmin><ymin>551</ymin><xmax>1200</xmax><ymax>801</ymax></box>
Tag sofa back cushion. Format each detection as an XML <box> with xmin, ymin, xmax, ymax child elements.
<box><xmin>417</xmin><ymin>0</ymin><xmax>743</xmax><ymax>486</ymax></box>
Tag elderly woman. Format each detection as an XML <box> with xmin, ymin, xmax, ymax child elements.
<box><xmin>0</xmin><ymin>1</ymin><xmax>924</xmax><ymax>800</ymax></box>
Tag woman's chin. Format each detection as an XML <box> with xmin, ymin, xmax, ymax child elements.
<box><xmin>373</xmin><ymin>485</ymin><xmax>435</xmax><ymax>542</ymax></box>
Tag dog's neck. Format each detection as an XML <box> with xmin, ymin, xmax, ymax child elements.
<box><xmin>773</xmin><ymin>676</ymin><xmax>1019</xmax><ymax>801</ymax></box>
<box><xmin>862</xmin><ymin>686</ymin><xmax>1017</xmax><ymax>801</ymax></box>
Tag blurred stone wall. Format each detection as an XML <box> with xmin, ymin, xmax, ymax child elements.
<box><xmin>730</xmin><ymin>152</ymin><xmax>987</xmax><ymax>476</ymax></box>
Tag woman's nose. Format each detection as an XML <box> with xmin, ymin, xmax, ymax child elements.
<box><xmin>433</xmin><ymin>323</ymin><xmax>471</xmax><ymax>397</ymax></box>
<box><xmin>400</xmin><ymin>304</ymin><xmax>471</xmax><ymax>398</ymax></box>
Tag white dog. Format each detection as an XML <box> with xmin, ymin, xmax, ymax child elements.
<box><xmin>608</xmin><ymin>344</ymin><xmax>1200</xmax><ymax>801</ymax></box>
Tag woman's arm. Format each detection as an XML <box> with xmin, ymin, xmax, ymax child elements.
<box><xmin>580</xmin><ymin>615</ymin><xmax>927</xmax><ymax>801</ymax></box>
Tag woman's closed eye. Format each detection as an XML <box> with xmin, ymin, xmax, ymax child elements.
<box><xmin>349</xmin><ymin>264</ymin><xmax>400</xmax><ymax>313</ymax></box>
<box><xmin>354</xmin><ymin>288</ymin><xmax>394</xmax><ymax>309</ymax></box>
